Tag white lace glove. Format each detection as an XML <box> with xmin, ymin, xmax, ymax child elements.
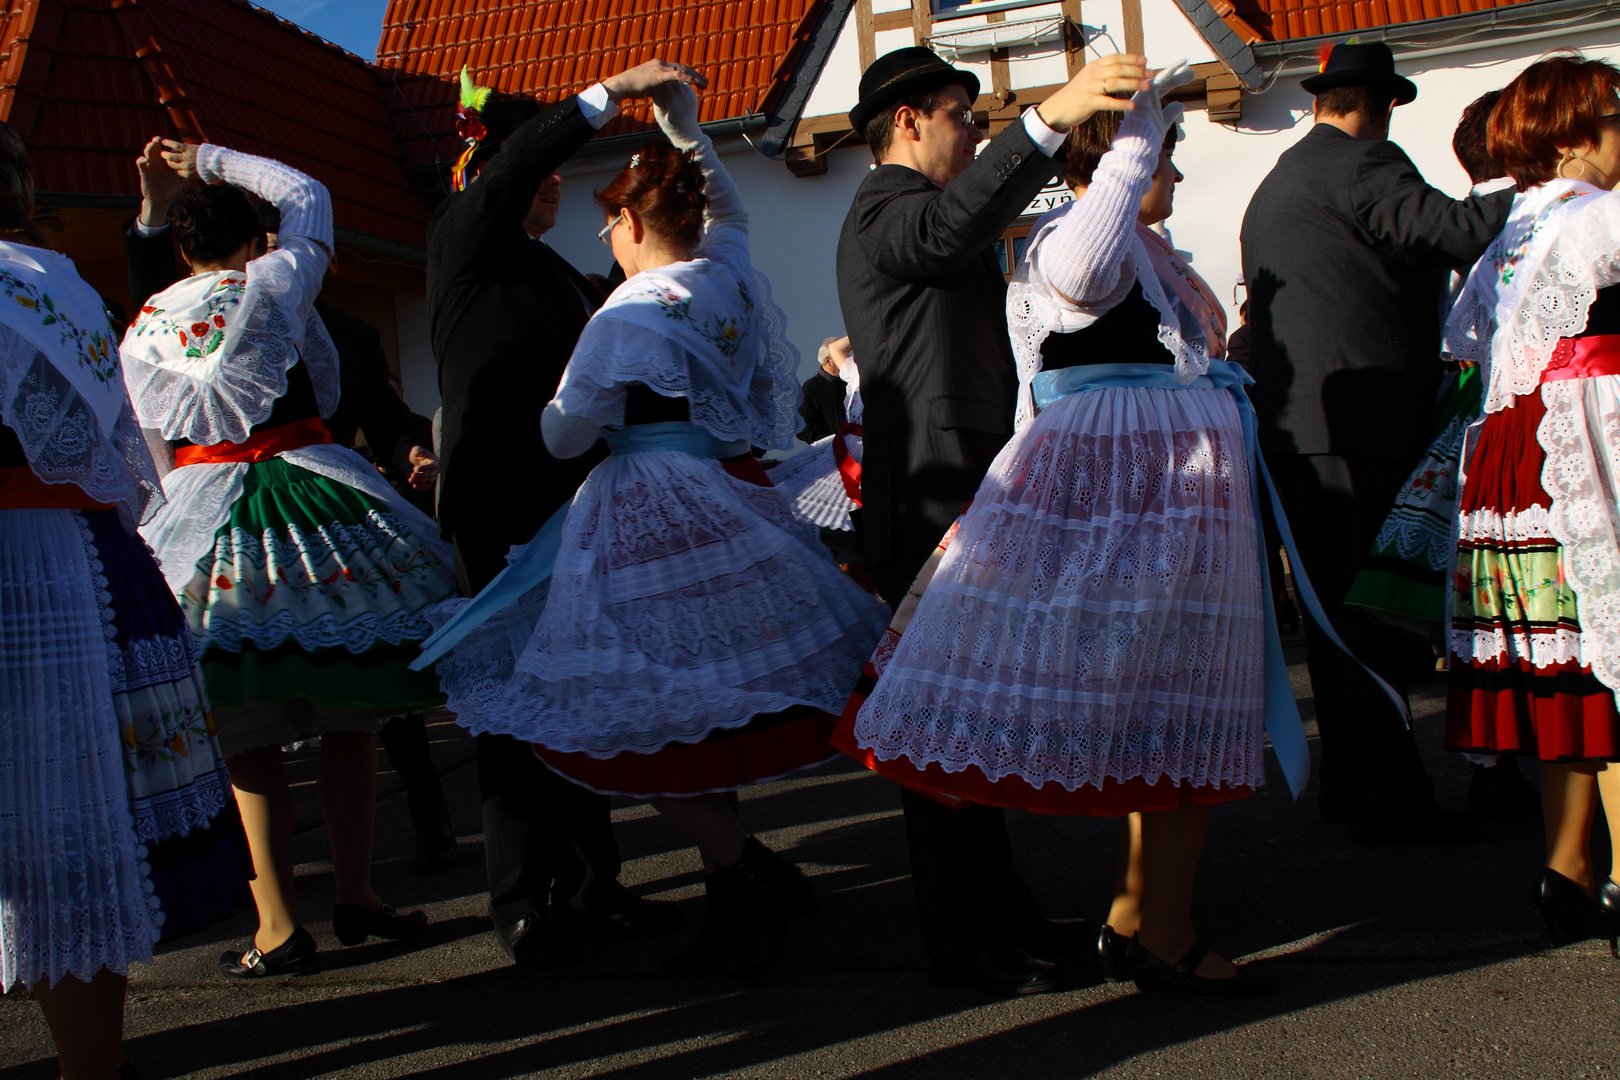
<box><xmin>652</xmin><ymin>82</ymin><xmax>703</xmax><ymax>151</ymax></box>
<box><xmin>1130</xmin><ymin>61</ymin><xmax>1194</xmax><ymax>146</ymax></box>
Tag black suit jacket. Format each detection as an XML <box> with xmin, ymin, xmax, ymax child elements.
<box><xmin>836</xmin><ymin>121</ymin><xmax>1058</xmax><ymax>570</ymax></box>
<box><xmin>798</xmin><ymin>370</ymin><xmax>846</xmax><ymax>444</ymax></box>
<box><xmin>428</xmin><ymin>98</ymin><xmax>604</xmax><ymax>557</ymax></box>
<box><xmin>1240</xmin><ymin>124</ymin><xmax>1512</xmax><ymax>462</ymax></box>
<box><xmin>123</xmin><ymin>222</ymin><xmax>429</xmax><ymax>479</ymax></box>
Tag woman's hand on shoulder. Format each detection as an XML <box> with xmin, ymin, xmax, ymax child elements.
<box><xmin>157</xmin><ymin>139</ymin><xmax>200</xmax><ymax>182</ymax></box>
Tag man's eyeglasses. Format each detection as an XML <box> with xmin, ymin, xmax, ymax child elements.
<box><xmin>1601</xmin><ymin>112</ymin><xmax>1620</xmax><ymax>128</ymax></box>
<box><xmin>598</xmin><ymin>215</ymin><xmax>623</xmax><ymax>246</ymax></box>
<box><xmin>932</xmin><ymin>106</ymin><xmax>976</xmax><ymax>129</ymax></box>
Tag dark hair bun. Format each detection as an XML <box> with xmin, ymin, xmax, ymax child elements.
<box><xmin>594</xmin><ymin>140</ymin><xmax>707</xmax><ymax>250</ymax></box>
<box><xmin>170</xmin><ymin>184</ymin><xmax>261</xmax><ymax>265</ymax></box>
<box><xmin>0</xmin><ymin>123</ymin><xmax>34</xmax><ymax>235</ymax></box>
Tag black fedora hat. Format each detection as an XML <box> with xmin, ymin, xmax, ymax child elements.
<box><xmin>849</xmin><ymin>46</ymin><xmax>980</xmax><ymax>134</ymax></box>
<box><xmin>1301</xmin><ymin>42</ymin><xmax>1416</xmax><ymax>105</ymax></box>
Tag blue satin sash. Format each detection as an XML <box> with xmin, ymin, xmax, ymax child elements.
<box><xmin>409</xmin><ymin>422</ymin><xmax>749</xmax><ymax>671</ymax></box>
<box><xmin>1032</xmin><ymin>360</ymin><xmax>1410</xmax><ymax>799</ymax></box>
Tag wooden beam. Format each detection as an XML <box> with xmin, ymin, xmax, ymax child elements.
<box><xmin>856</xmin><ymin>0</ymin><xmax>876</xmax><ymax>71</ymax></box>
<box><xmin>872</xmin><ymin>8</ymin><xmax>910</xmax><ymax>33</ymax></box>
<box><xmin>987</xmin><ymin>11</ymin><xmax>1010</xmax><ymax>102</ymax></box>
<box><xmin>1060</xmin><ymin>0</ymin><xmax>1083</xmax><ymax>78</ymax></box>
<box><xmin>1120</xmin><ymin>0</ymin><xmax>1144</xmax><ymax>55</ymax></box>
<box><xmin>1206</xmin><ymin>70</ymin><xmax>1244</xmax><ymax>122</ymax></box>
<box><xmin>911</xmin><ymin>0</ymin><xmax>931</xmax><ymax>47</ymax></box>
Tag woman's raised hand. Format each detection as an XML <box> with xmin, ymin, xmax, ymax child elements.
<box><xmin>602</xmin><ymin>59</ymin><xmax>708</xmax><ymax>104</ymax></box>
<box><xmin>1036</xmin><ymin>54</ymin><xmax>1150</xmax><ymax>131</ymax></box>
<box><xmin>157</xmin><ymin>139</ymin><xmax>200</xmax><ymax>182</ymax></box>
<box><xmin>652</xmin><ymin>81</ymin><xmax>701</xmax><ymax>132</ymax></box>
<box><xmin>1134</xmin><ymin>61</ymin><xmax>1197</xmax><ymax>143</ymax></box>
<box><xmin>135</xmin><ymin>136</ymin><xmax>186</xmax><ymax>228</ymax></box>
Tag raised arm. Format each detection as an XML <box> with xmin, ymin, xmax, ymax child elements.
<box><xmin>1353</xmin><ymin>143</ymin><xmax>1515</xmax><ymax>269</ymax></box>
<box><xmin>654</xmin><ymin>83</ymin><xmax>745</xmax><ymax>260</ymax></box>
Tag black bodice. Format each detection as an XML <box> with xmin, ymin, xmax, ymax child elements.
<box><xmin>1038</xmin><ymin>281</ymin><xmax>1176</xmax><ymax>371</ymax></box>
<box><xmin>172</xmin><ymin>359</ymin><xmax>322</xmax><ymax>447</ymax></box>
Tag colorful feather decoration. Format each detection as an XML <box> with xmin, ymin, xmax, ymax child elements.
<box><xmin>459</xmin><ymin>65</ymin><xmax>493</xmax><ymax>115</ymax></box>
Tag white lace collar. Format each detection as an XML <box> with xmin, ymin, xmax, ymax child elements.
<box><xmin>571</xmin><ymin>253</ymin><xmax>799</xmax><ymax>449</ymax></box>
<box><xmin>0</xmin><ymin>241</ymin><xmax>123</xmax><ymax>430</ymax></box>
<box><xmin>1006</xmin><ymin>202</ymin><xmax>1210</xmax><ymax>431</ymax></box>
<box><xmin>121</xmin><ymin>256</ymin><xmax>339</xmax><ymax>444</ymax></box>
<box><xmin>1446</xmin><ymin>179</ymin><xmax>1619</xmax><ymax>413</ymax></box>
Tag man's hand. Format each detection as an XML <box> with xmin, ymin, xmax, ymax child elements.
<box><xmin>406</xmin><ymin>446</ymin><xmax>439</xmax><ymax>491</ymax></box>
<box><xmin>1035</xmin><ymin>54</ymin><xmax>1150</xmax><ymax>132</ymax></box>
<box><xmin>135</xmin><ymin>137</ymin><xmax>186</xmax><ymax>227</ymax></box>
<box><xmin>602</xmin><ymin>59</ymin><xmax>707</xmax><ymax>104</ymax></box>
<box><xmin>158</xmin><ymin>139</ymin><xmax>201</xmax><ymax>182</ymax></box>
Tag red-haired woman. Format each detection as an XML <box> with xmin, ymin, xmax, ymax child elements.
<box><xmin>1447</xmin><ymin>52</ymin><xmax>1620</xmax><ymax>951</ymax></box>
<box><xmin>422</xmin><ymin>83</ymin><xmax>890</xmax><ymax>975</ymax></box>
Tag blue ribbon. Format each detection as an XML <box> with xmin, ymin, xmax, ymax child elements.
<box><xmin>1033</xmin><ymin>361</ymin><xmax>1410</xmax><ymax>799</ymax></box>
<box><xmin>409</xmin><ymin>422</ymin><xmax>748</xmax><ymax>671</ymax></box>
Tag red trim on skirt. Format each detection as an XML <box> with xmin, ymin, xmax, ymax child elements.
<box><xmin>830</xmin><ymin>707</ymin><xmax>1250</xmax><ymax>816</ymax></box>
<box><xmin>531</xmin><ymin>449</ymin><xmax>846</xmax><ymax>796</ymax></box>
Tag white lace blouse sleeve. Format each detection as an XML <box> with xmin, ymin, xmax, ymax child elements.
<box><xmin>195</xmin><ymin>144</ymin><xmax>332</xmax><ymax>324</ymax></box>
<box><xmin>541</xmin><ymin>398</ymin><xmax>609</xmax><ymax>459</ymax></box>
<box><xmin>655</xmin><ymin>87</ymin><xmax>747</xmax><ymax>269</ymax></box>
<box><xmin>1032</xmin><ymin>113</ymin><xmax>1160</xmax><ymax>308</ymax></box>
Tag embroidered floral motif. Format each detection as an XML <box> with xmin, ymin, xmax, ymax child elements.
<box><xmin>1490</xmin><ymin>190</ymin><xmax>1590</xmax><ymax>286</ymax></box>
<box><xmin>0</xmin><ymin>269</ymin><xmax>119</xmax><ymax>383</ymax></box>
<box><xmin>642</xmin><ymin>279</ymin><xmax>753</xmax><ymax>358</ymax></box>
<box><xmin>130</xmin><ymin>276</ymin><xmax>246</xmax><ymax>359</ymax></box>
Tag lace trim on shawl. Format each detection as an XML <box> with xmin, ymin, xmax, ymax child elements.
<box><xmin>0</xmin><ymin>324</ymin><xmax>163</xmax><ymax>528</ymax></box>
<box><xmin>121</xmin><ymin>260</ymin><xmax>339</xmax><ymax>445</ymax></box>
<box><xmin>1446</xmin><ymin>182</ymin><xmax>1619</xmax><ymax>414</ymax></box>
<box><xmin>1007</xmin><ymin>207</ymin><xmax>1208</xmax><ymax>431</ymax></box>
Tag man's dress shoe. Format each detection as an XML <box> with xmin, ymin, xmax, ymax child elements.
<box><xmin>928</xmin><ymin>946</ymin><xmax>1061</xmax><ymax>996</ymax></box>
<box><xmin>495</xmin><ymin>914</ymin><xmax>585</xmax><ymax>970</ymax></box>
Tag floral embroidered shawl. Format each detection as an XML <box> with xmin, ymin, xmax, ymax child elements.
<box><xmin>0</xmin><ymin>241</ymin><xmax>124</xmax><ymax>430</ymax></box>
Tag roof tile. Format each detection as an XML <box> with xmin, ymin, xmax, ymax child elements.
<box><xmin>1232</xmin><ymin>0</ymin><xmax>1537</xmax><ymax>38</ymax></box>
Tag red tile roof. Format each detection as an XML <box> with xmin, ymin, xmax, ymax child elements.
<box><xmin>0</xmin><ymin>0</ymin><xmax>427</xmax><ymax>249</ymax></box>
<box><xmin>1229</xmin><ymin>0</ymin><xmax>1543</xmax><ymax>41</ymax></box>
<box><xmin>376</xmin><ymin>0</ymin><xmax>830</xmax><ymax>169</ymax></box>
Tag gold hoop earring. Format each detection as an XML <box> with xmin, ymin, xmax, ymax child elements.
<box><xmin>1558</xmin><ymin>154</ymin><xmax>1587</xmax><ymax>182</ymax></box>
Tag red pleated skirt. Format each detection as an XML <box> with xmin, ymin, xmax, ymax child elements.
<box><xmin>533</xmin><ymin>453</ymin><xmax>843</xmax><ymax>797</ymax></box>
<box><xmin>1446</xmin><ymin>390</ymin><xmax>1620</xmax><ymax>761</ymax></box>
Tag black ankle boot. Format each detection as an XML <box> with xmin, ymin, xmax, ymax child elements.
<box><xmin>725</xmin><ymin>836</ymin><xmax>819</xmax><ymax>978</ymax></box>
<box><xmin>1536</xmin><ymin>869</ymin><xmax>1605</xmax><ymax>946</ymax></box>
<box><xmin>661</xmin><ymin>872</ymin><xmax>748</xmax><ymax>976</ymax></box>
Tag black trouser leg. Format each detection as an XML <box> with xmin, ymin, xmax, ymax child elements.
<box><xmin>377</xmin><ymin>712</ymin><xmax>449</xmax><ymax>835</ymax></box>
<box><xmin>900</xmin><ymin>788</ymin><xmax>1045</xmax><ymax>963</ymax></box>
<box><xmin>478</xmin><ymin>733</ymin><xmax>558</xmax><ymax>930</ymax></box>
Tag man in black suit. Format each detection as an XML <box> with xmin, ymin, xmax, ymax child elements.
<box><xmin>798</xmin><ymin>335</ymin><xmax>851</xmax><ymax>444</ymax></box>
<box><xmin>1240</xmin><ymin>43</ymin><xmax>1513</xmax><ymax>844</ymax></box>
<box><xmin>427</xmin><ymin>59</ymin><xmax>704</xmax><ymax>967</ymax></box>
<box><xmin>836</xmin><ymin>46</ymin><xmax>1148</xmax><ymax>995</ymax></box>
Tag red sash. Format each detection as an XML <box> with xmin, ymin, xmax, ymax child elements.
<box><xmin>172</xmin><ymin>416</ymin><xmax>333</xmax><ymax>468</ymax></box>
<box><xmin>1541</xmin><ymin>333</ymin><xmax>1620</xmax><ymax>383</ymax></box>
<box><xmin>0</xmin><ymin>466</ymin><xmax>113</xmax><ymax>511</ymax></box>
<box><xmin>833</xmin><ymin>422</ymin><xmax>862</xmax><ymax>507</ymax></box>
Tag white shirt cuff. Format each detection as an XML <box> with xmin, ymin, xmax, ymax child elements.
<box><xmin>1022</xmin><ymin>107</ymin><xmax>1067</xmax><ymax>158</ymax></box>
<box><xmin>130</xmin><ymin>217</ymin><xmax>168</xmax><ymax>238</ymax></box>
<box><xmin>577</xmin><ymin>83</ymin><xmax>619</xmax><ymax>130</ymax></box>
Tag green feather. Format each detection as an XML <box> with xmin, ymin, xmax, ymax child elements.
<box><xmin>459</xmin><ymin>65</ymin><xmax>492</xmax><ymax>114</ymax></box>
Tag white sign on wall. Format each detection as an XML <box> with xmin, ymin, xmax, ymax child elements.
<box><xmin>1023</xmin><ymin>177</ymin><xmax>1072</xmax><ymax>218</ymax></box>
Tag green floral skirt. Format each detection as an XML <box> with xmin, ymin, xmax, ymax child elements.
<box><xmin>180</xmin><ymin>458</ymin><xmax>455</xmax><ymax>711</ymax></box>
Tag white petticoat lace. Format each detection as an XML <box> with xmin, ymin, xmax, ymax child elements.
<box><xmin>433</xmin><ymin>449</ymin><xmax>890</xmax><ymax>754</ymax></box>
<box><xmin>851</xmin><ymin>383</ymin><xmax>1265</xmax><ymax>793</ymax></box>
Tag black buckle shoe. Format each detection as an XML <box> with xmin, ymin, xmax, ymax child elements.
<box><xmin>1128</xmin><ymin>938</ymin><xmax>1277</xmax><ymax>998</ymax></box>
<box><xmin>929</xmin><ymin>946</ymin><xmax>1061</xmax><ymax>996</ymax></box>
<box><xmin>332</xmin><ymin>903</ymin><xmax>429</xmax><ymax>947</ymax></box>
<box><xmin>219</xmin><ymin>926</ymin><xmax>317</xmax><ymax>979</ymax></box>
<box><xmin>561</xmin><ymin>883</ymin><xmax>684</xmax><ymax>938</ymax></box>
<box><xmin>1096</xmin><ymin>924</ymin><xmax>1134</xmax><ymax>983</ymax></box>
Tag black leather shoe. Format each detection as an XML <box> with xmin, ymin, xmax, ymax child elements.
<box><xmin>1129</xmin><ymin>938</ymin><xmax>1277</xmax><ymax>998</ymax></box>
<box><xmin>1598</xmin><ymin>878</ymin><xmax>1620</xmax><ymax>958</ymax></box>
<box><xmin>1096</xmin><ymin>924</ymin><xmax>1134</xmax><ymax>983</ymax></box>
<box><xmin>332</xmin><ymin>903</ymin><xmax>428</xmax><ymax>947</ymax></box>
<box><xmin>219</xmin><ymin>925</ymin><xmax>317</xmax><ymax>979</ymax></box>
<box><xmin>928</xmin><ymin>946</ymin><xmax>1061</xmax><ymax>996</ymax></box>
<box><xmin>1469</xmin><ymin>761</ymin><xmax>1541</xmax><ymax>819</ymax></box>
<box><xmin>1537</xmin><ymin>869</ymin><xmax>1605</xmax><ymax>947</ymax></box>
<box><xmin>561</xmin><ymin>883</ymin><xmax>684</xmax><ymax>938</ymax></box>
<box><xmin>414</xmin><ymin>817</ymin><xmax>458</xmax><ymax>874</ymax></box>
<box><xmin>1019</xmin><ymin>916</ymin><xmax>1092</xmax><ymax>966</ymax></box>
<box><xmin>496</xmin><ymin>913</ymin><xmax>585</xmax><ymax>971</ymax></box>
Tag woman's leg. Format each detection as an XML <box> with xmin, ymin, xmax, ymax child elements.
<box><xmin>1134</xmin><ymin>802</ymin><xmax>1236</xmax><ymax>979</ymax></box>
<box><xmin>1593</xmin><ymin>763</ymin><xmax>1620</xmax><ymax>886</ymax></box>
<box><xmin>318</xmin><ymin>730</ymin><xmax>384</xmax><ymax>910</ymax></box>
<box><xmin>650</xmin><ymin>794</ymin><xmax>746</xmax><ymax>872</ymax></box>
<box><xmin>31</xmin><ymin>968</ymin><xmax>126</xmax><ymax>1079</ymax></box>
<box><xmin>1542</xmin><ymin>761</ymin><xmax>1600</xmax><ymax>893</ymax></box>
<box><xmin>227</xmin><ymin>744</ymin><xmax>300</xmax><ymax>952</ymax></box>
<box><xmin>1105</xmin><ymin>813</ymin><xmax>1145</xmax><ymax>937</ymax></box>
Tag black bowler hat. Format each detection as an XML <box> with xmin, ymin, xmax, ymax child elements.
<box><xmin>1301</xmin><ymin>42</ymin><xmax>1417</xmax><ymax>105</ymax></box>
<box><xmin>849</xmin><ymin>46</ymin><xmax>980</xmax><ymax>133</ymax></box>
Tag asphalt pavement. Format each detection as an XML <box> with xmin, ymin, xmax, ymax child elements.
<box><xmin>4</xmin><ymin>650</ymin><xmax>1619</xmax><ymax>1079</ymax></box>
